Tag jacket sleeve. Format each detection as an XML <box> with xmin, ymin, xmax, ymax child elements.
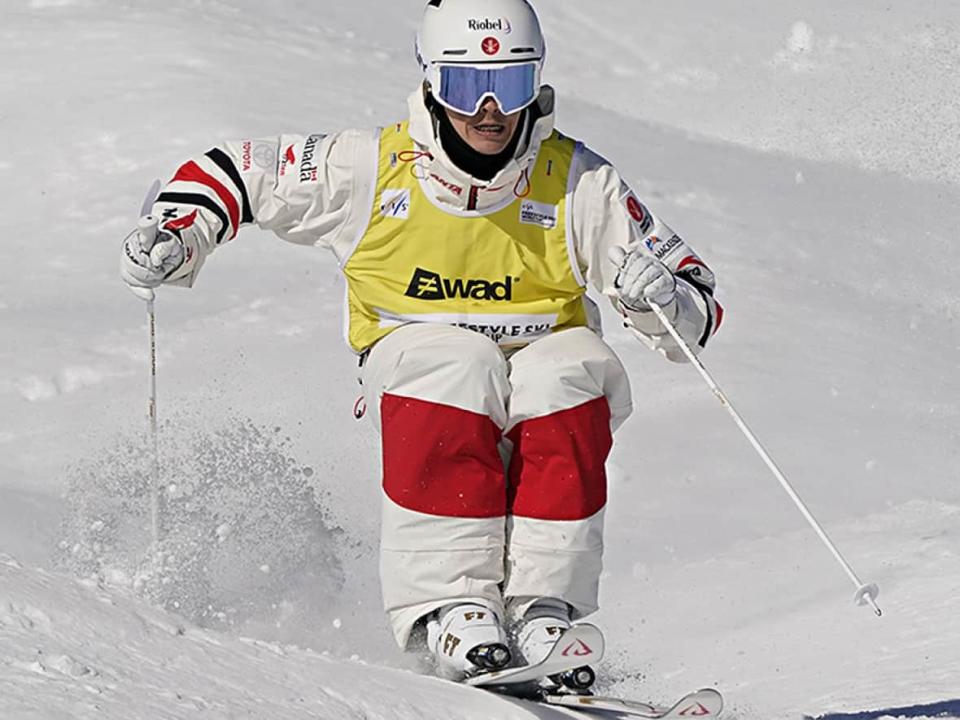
<box><xmin>151</xmin><ymin>129</ymin><xmax>380</xmax><ymax>287</ymax></box>
<box><xmin>570</xmin><ymin>144</ymin><xmax>724</xmax><ymax>362</ymax></box>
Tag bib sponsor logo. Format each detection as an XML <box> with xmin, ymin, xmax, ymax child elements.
<box><xmin>645</xmin><ymin>233</ymin><xmax>684</xmax><ymax>260</ymax></box>
<box><xmin>625</xmin><ymin>194</ymin><xmax>654</xmax><ymax>235</ymax></box>
<box><xmin>468</xmin><ymin>17</ymin><xmax>512</xmax><ymax>33</ymax></box>
<box><xmin>405</xmin><ymin>267</ymin><xmax>515</xmax><ymax>302</ymax></box>
<box><xmin>380</xmin><ymin>189</ymin><xmax>411</xmax><ymax>219</ymax></box>
<box><xmin>299</xmin><ymin>133</ymin><xmax>325</xmax><ymax>183</ymax></box>
<box><xmin>519</xmin><ymin>200</ymin><xmax>558</xmax><ymax>229</ymax></box>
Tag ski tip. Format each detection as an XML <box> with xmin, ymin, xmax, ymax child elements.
<box><xmin>678</xmin><ymin>688</ymin><xmax>724</xmax><ymax>717</ymax></box>
<box><xmin>544</xmin><ymin>687</ymin><xmax>723</xmax><ymax>719</ymax></box>
<box><xmin>564</xmin><ymin>623</ymin><xmax>605</xmax><ymax>664</ymax></box>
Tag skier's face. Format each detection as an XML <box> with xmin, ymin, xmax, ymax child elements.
<box><xmin>445</xmin><ymin>98</ymin><xmax>522</xmax><ymax>156</ymax></box>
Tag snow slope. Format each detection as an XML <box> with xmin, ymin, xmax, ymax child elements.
<box><xmin>0</xmin><ymin>555</ymin><xmax>565</xmax><ymax>720</ymax></box>
<box><xmin>2</xmin><ymin>0</ymin><xmax>959</xmax><ymax>718</ymax></box>
<box><xmin>549</xmin><ymin>1</ymin><xmax>960</xmax><ymax>186</ymax></box>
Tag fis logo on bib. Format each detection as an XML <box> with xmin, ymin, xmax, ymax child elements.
<box><xmin>405</xmin><ymin>267</ymin><xmax>515</xmax><ymax>301</ymax></box>
<box><xmin>381</xmin><ymin>189</ymin><xmax>411</xmax><ymax>219</ymax></box>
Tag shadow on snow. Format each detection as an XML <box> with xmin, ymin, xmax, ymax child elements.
<box><xmin>807</xmin><ymin>699</ymin><xmax>960</xmax><ymax>720</ymax></box>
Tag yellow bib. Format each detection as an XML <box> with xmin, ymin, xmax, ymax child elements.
<box><xmin>343</xmin><ymin>122</ymin><xmax>588</xmax><ymax>353</ymax></box>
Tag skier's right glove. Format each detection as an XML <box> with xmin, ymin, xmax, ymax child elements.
<box><xmin>120</xmin><ymin>216</ymin><xmax>185</xmax><ymax>301</ymax></box>
<box><xmin>608</xmin><ymin>245</ymin><xmax>677</xmax><ymax>312</ymax></box>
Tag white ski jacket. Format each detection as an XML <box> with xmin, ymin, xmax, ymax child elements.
<box><xmin>152</xmin><ymin>86</ymin><xmax>722</xmax><ymax>360</ymax></box>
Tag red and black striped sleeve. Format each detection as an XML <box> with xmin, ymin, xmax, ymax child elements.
<box><xmin>674</xmin><ymin>254</ymin><xmax>724</xmax><ymax>348</ymax></box>
<box><xmin>157</xmin><ymin>147</ymin><xmax>254</xmax><ymax>244</ymax></box>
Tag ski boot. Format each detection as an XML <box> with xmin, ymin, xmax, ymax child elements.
<box><xmin>515</xmin><ymin>598</ymin><xmax>596</xmax><ymax>693</ymax></box>
<box><xmin>426</xmin><ymin>603</ymin><xmax>512</xmax><ymax>680</ymax></box>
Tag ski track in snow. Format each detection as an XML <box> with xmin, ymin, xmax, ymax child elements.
<box><xmin>2</xmin><ymin>0</ymin><xmax>960</xmax><ymax>718</ymax></box>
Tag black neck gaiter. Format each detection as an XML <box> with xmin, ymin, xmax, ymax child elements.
<box><xmin>433</xmin><ymin>101</ymin><xmax>527</xmax><ymax>182</ymax></box>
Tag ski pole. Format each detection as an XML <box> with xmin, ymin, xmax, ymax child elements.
<box><xmin>137</xmin><ymin>181</ymin><xmax>162</xmax><ymax>549</ymax></box>
<box><xmin>647</xmin><ymin>300</ymin><xmax>882</xmax><ymax>617</ymax></box>
<box><xmin>146</xmin><ymin>292</ymin><xmax>160</xmax><ymax>547</ymax></box>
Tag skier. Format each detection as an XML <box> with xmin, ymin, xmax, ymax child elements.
<box><xmin>120</xmin><ymin>0</ymin><xmax>723</xmax><ymax>682</ymax></box>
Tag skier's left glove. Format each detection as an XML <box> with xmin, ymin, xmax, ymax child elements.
<box><xmin>608</xmin><ymin>245</ymin><xmax>677</xmax><ymax>312</ymax></box>
<box><xmin>120</xmin><ymin>216</ymin><xmax>185</xmax><ymax>301</ymax></box>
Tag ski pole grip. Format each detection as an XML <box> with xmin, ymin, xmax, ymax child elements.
<box><xmin>137</xmin><ymin>215</ymin><xmax>160</xmax><ymax>253</ymax></box>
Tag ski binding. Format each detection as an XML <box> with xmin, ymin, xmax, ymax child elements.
<box><xmin>466</xmin><ymin>623</ymin><xmax>604</xmax><ymax>688</ymax></box>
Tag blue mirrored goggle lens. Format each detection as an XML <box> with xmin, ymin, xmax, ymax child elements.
<box><xmin>438</xmin><ymin>63</ymin><xmax>538</xmax><ymax>115</ymax></box>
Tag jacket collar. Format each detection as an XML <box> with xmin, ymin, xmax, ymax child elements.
<box><xmin>405</xmin><ymin>84</ymin><xmax>557</xmax><ymax>213</ymax></box>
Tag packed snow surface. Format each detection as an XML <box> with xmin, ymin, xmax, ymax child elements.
<box><xmin>2</xmin><ymin>1</ymin><xmax>959</xmax><ymax>718</ymax></box>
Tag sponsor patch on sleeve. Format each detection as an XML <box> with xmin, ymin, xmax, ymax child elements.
<box><xmin>278</xmin><ymin>143</ymin><xmax>298</xmax><ymax>178</ymax></box>
<box><xmin>624</xmin><ymin>193</ymin><xmax>654</xmax><ymax>235</ymax></box>
<box><xmin>298</xmin><ymin>133</ymin><xmax>325</xmax><ymax>184</ymax></box>
<box><xmin>519</xmin><ymin>199</ymin><xmax>558</xmax><ymax>229</ymax></box>
<box><xmin>645</xmin><ymin>233</ymin><xmax>685</xmax><ymax>261</ymax></box>
<box><xmin>240</xmin><ymin>140</ymin><xmax>278</xmax><ymax>174</ymax></box>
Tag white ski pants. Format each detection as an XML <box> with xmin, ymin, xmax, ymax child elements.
<box><xmin>360</xmin><ymin>324</ymin><xmax>633</xmax><ymax>647</ymax></box>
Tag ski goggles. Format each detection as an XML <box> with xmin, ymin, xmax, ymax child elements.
<box><xmin>429</xmin><ymin>61</ymin><xmax>541</xmax><ymax>116</ymax></box>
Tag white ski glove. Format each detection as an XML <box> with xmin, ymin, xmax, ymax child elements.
<box><xmin>120</xmin><ymin>216</ymin><xmax>185</xmax><ymax>301</ymax></box>
<box><xmin>608</xmin><ymin>245</ymin><xmax>677</xmax><ymax>311</ymax></box>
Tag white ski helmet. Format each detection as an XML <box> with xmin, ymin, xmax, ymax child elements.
<box><xmin>416</xmin><ymin>0</ymin><xmax>546</xmax><ymax>116</ymax></box>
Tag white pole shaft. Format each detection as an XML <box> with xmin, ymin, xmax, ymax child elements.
<box><xmin>138</xmin><ymin>182</ymin><xmax>163</xmax><ymax>553</ymax></box>
<box><xmin>649</xmin><ymin>302</ymin><xmax>881</xmax><ymax>617</ymax></box>
<box><xmin>147</xmin><ymin>299</ymin><xmax>160</xmax><ymax>547</ymax></box>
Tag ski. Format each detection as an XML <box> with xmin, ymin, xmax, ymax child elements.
<box><xmin>465</xmin><ymin>623</ymin><xmax>604</xmax><ymax>688</ymax></box>
<box><xmin>463</xmin><ymin>625</ymin><xmax>721</xmax><ymax>720</ymax></box>
<box><xmin>543</xmin><ymin>688</ymin><xmax>723</xmax><ymax>719</ymax></box>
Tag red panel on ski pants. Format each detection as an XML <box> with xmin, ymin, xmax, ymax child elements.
<box><xmin>380</xmin><ymin>393</ymin><xmax>506</xmax><ymax>519</ymax></box>
<box><xmin>507</xmin><ymin>397</ymin><xmax>612</xmax><ymax>521</ymax></box>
